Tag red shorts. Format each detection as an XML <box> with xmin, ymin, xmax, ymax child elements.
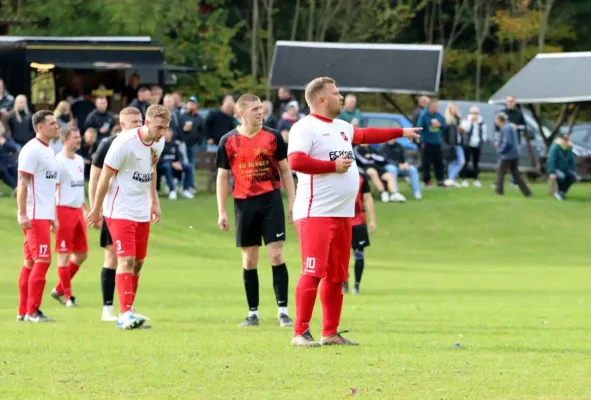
<box><xmin>295</xmin><ymin>217</ymin><xmax>352</xmax><ymax>283</ymax></box>
<box><xmin>55</xmin><ymin>206</ymin><xmax>88</xmax><ymax>253</ymax></box>
<box><xmin>105</xmin><ymin>218</ymin><xmax>151</xmax><ymax>260</ymax></box>
<box><xmin>23</xmin><ymin>219</ymin><xmax>52</xmax><ymax>262</ymax></box>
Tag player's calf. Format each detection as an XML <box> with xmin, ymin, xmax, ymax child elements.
<box><xmin>268</xmin><ymin>243</ymin><xmax>292</xmax><ymax>327</ymax></box>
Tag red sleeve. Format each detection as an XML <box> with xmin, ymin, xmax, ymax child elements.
<box><xmin>288</xmin><ymin>152</ymin><xmax>336</xmax><ymax>174</ymax></box>
<box><xmin>352</xmin><ymin>127</ymin><xmax>404</xmax><ymax>144</ymax></box>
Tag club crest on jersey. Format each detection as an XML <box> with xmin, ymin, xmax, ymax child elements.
<box><xmin>340</xmin><ymin>132</ymin><xmax>348</xmax><ymax>141</ymax></box>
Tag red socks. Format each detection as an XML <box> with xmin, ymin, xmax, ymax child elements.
<box><xmin>57</xmin><ymin>267</ymin><xmax>72</xmax><ymax>300</ymax></box>
<box><xmin>27</xmin><ymin>262</ymin><xmax>50</xmax><ymax>315</ymax></box>
<box><xmin>115</xmin><ymin>273</ymin><xmax>134</xmax><ymax>314</ymax></box>
<box><xmin>132</xmin><ymin>274</ymin><xmax>139</xmax><ymax>304</ymax></box>
<box><xmin>320</xmin><ymin>280</ymin><xmax>344</xmax><ymax>337</ymax></box>
<box><xmin>18</xmin><ymin>266</ymin><xmax>32</xmax><ymax>316</ymax></box>
<box><xmin>55</xmin><ymin>261</ymin><xmax>80</xmax><ymax>299</ymax></box>
<box><xmin>294</xmin><ymin>274</ymin><xmax>320</xmax><ymax>336</ymax></box>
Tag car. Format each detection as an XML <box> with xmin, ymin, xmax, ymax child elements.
<box><xmin>438</xmin><ymin>100</ymin><xmax>551</xmax><ymax>172</ymax></box>
<box><xmin>360</xmin><ymin>112</ymin><xmax>419</xmax><ymax>150</ymax></box>
<box><xmin>561</xmin><ymin>123</ymin><xmax>591</xmax><ymax>156</ymax></box>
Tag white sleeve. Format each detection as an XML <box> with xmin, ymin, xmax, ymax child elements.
<box><xmin>287</xmin><ymin>121</ymin><xmax>314</xmax><ymax>155</ymax></box>
<box><xmin>58</xmin><ymin>160</ymin><xmax>67</xmax><ymax>185</ymax></box>
<box><xmin>104</xmin><ymin>137</ymin><xmax>129</xmax><ymax>171</ymax></box>
<box><xmin>17</xmin><ymin>145</ymin><xmax>37</xmax><ymax>175</ymax></box>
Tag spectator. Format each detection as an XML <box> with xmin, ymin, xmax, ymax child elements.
<box><xmin>494</xmin><ymin>112</ymin><xmax>532</xmax><ymax>197</ymax></box>
<box><xmin>129</xmin><ymin>87</ymin><xmax>151</xmax><ymax>121</ymax></box>
<box><xmin>262</xmin><ymin>100</ymin><xmax>278</xmax><ymax>130</ymax></box>
<box><xmin>354</xmin><ymin>144</ymin><xmax>403</xmax><ymax>202</ymax></box>
<box><xmin>546</xmin><ymin>132</ymin><xmax>579</xmax><ymax>201</ymax></box>
<box><xmin>277</xmin><ymin>103</ymin><xmax>299</xmax><ymax>143</ymax></box>
<box><xmin>122</xmin><ymin>73</ymin><xmax>140</xmax><ymax>106</ymax></box>
<box><xmin>277</xmin><ymin>87</ymin><xmax>294</xmax><ymax>116</ymax></box>
<box><xmin>163</xmin><ymin>94</ymin><xmax>183</xmax><ymax>139</ymax></box>
<box><xmin>151</xmin><ymin>85</ymin><xmax>163</xmax><ymax>105</ymax></box>
<box><xmin>52</xmin><ymin>100</ymin><xmax>75</xmax><ymax>153</ymax></box>
<box><xmin>443</xmin><ymin>103</ymin><xmax>465</xmax><ymax>188</ymax></box>
<box><xmin>205</xmin><ymin>95</ymin><xmax>237</xmax><ymax>149</ymax></box>
<box><xmin>84</xmin><ymin>97</ymin><xmax>115</xmax><ymax>142</ymax></box>
<box><xmin>338</xmin><ymin>94</ymin><xmax>363</xmax><ymax>127</ymax></box>
<box><xmin>411</xmin><ymin>96</ymin><xmax>430</xmax><ymax>126</ymax></box>
<box><xmin>0</xmin><ymin>121</ymin><xmax>18</xmax><ymax>194</ymax></box>
<box><xmin>172</xmin><ymin>92</ymin><xmax>185</xmax><ymax>114</ymax></box>
<box><xmin>417</xmin><ymin>99</ymin><xmax>446</xmax><ymax>187</ymax></box>
<box><xmin>79</xmin><ymin>127</ymin><xmax>98</xmax><ymax>180</ymax></box>
<box><xmin>110</xmin><ymin>126</ymin><xmax>122</xmax><ymax>136</ymax></box>
<box><xmin>8</xmin><ymin>94</ymin><xmax>34</xmax><ymax>148</ymax></box>
<box><xmin>158</xmin><ymin>128</ymin><xmax>194</xmax><ymax>200</ymax></box>
<box><xmin>501</xmin><ymin>95</ymin><xmax>527</xmax><ymax>144</ymax></box>
<box><xmin>381</xmin><ymin>139</ymin><xmax>422</xmax><ymax>200</ymax></box>
<box><xmin>181</xmin><ymin>96</ymin><xmax>206</xmax><ymax>173</ymax></box>
<box><xmin>460</xmin><ymin>105</ymin><xmax>487</xmax><ymax>188</ymax></box>
<box><xmin>63</xmin><ymin>76</ymin><xmax>85</xmax><ymax>105</ymax></box>
<box><xmin>0</xmin><ymin>79</ymin><xmax>14</xmax><ymax>112</ymax></box>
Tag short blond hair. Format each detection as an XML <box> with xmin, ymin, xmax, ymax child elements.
<box><xmin>305</xmin><ymin>77</ymin><xmax>336</xmax><ymax>105</ymax></box>
<box><xmin>236</xmin><ymin>94</ymin><xmax>260</xmax><ymax>110</ymax></box>
<box><xmin>119</xmin><ymin>107</ymin><xmax>141</xmax><ymax>117</ymax></box>
<box><xmin>145</xmin><ymin>104</ymin><xmax>171</xmax><ymax>122</ymax></box>
<box><xmin>61</xmin><ymin>126</ymin><xmax>80</xmax><ymax>141</ymax></box>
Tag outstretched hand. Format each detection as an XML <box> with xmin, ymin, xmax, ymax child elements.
<box><xmin>403</xmin><ymin>127</ymin><xmax>422</xmax><ymax>144</ymax></box>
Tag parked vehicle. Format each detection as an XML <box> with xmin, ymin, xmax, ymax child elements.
<box><xmin>561</xmin><ymin>123</ymin><xmax>591</xmax><ymax>156</ymax></box>
<box><xmin>361</xmin><ymin>112</ymin><xmax>419</xmax><ymax>150</ymax></box>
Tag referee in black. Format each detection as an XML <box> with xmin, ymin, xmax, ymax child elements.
<box><xmin>216</xmin><ymin>93</ymin><xmax>296</xmax><ymax>327</ymax></box>
<box><xmin>88</xmin><ymin>107</ymin><xmax>142</xmax><ymax>322</ymax></box>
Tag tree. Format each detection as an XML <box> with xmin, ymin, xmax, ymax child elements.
<box><xmin>470</xmin><ymin>0</ymin><xmax>494</xmax><ymax>101</ymax></box>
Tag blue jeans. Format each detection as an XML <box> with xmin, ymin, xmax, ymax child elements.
<box><xmin>160</xmin><ymin>162</ymin><xmax>194</xmax><ymax>191</ymax></box>
<box><xmin>447</xmin><ymin>146</ymin><xmax>465</xmax><ymax>181</ymax></box>
<box><xmin>384</xmin><ymin>164</ymin><xmax>421</xmax><ymax>194</ymax></box>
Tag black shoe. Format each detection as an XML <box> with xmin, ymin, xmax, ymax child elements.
<box><xmin>16</xmin><ymin>315</ymin><xmax>25</xmax><ymax>322</ymax></box>
<box><xmin>66</xmin><ymin>296</ymin><xmax>77</xmax><ymax>307</ymax></box>
<box><xmin>27</xmin><ymin>309</ymin><xmax>55</xmax><ymax>323</ymax></box>
<box><xmin>239</xmin><ymin>314</ymin><xmax>259</xmax><ymax>327</ymax></box>
<box><xmin>278</xmin><ymin>314</ymin><xmax>293</xmax><ymax>327</ymax></box>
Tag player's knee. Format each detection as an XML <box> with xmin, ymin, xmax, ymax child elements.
<box><xmin>241</xmin><ymin>247</ymin><xmax>259</xmax><ymax>269</ymax></box>
<box><xmin>24</xmin><ymin>260</ymin><xmax>34</xmax><ymax>269</ymax></box>
<box><xmin>133</xmin><ymin>260</ymin><xmax>144</xmax><ymax>274</ymax></box>
<box><xmin>118</xmin><ymin>256</ymin><xmax>135</xmax><ymax>272</ymax></box>
<box><xmin>104</xmin><ymin>247</ymin><xmax>117</xmax><ymax>269</ymax></box>
<box><xmin>269</xmin><ymin>252</ymin><xmax>284</xmax><ymax>266</ymax></box>
<box><xmin>73</xmin><ymin>252</ymin><xmax>87</xmax><ymax>264</ymax></box>
<box><xmin>353</xmin><ymin>249</ymin><xmax>364</xmax><ymax>261</ymax></box>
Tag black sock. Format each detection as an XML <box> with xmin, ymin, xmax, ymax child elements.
<box><xmin>354</xmin><ymin>249</ymin><xmax>365</xmax><ymax>287</ymax></box>
<box><xmin>243</xmin><ymin>269</ymin><xmax>259</xmax><ymax>312</ymax></box>
<box><xmin>101</xmin><ymin>267</ymin><xmax>116</xmax><ymax>306</ymax></box>
<box><xmin>272</xmin><ymin>263</ymin><xmax>289</xmax><ymax>308</ymax></box>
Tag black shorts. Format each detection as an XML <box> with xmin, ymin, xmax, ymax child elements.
<box><xmin>99</xmin><ymin>217</ymin><xmax>113</xmax><ymax>248</ymax></box>
<box><xmin>351</xmin><ymin>224</ymin><xmax>370</xmax><ymax>249</ymax></box>
<box><xmin>234</xmin><ymin>189</ymin><xmax>286</xmax><ymax>247</ymax></box>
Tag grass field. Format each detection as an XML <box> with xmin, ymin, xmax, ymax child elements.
<box><xmin>0</xmin><ymin>176</ymin><xmax>590</xmax><ymax>399</ymax></box>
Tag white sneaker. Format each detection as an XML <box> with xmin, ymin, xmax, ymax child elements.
<box><xmin>101</xmin><ymin>306</ymin><xmax>118</xmax><ymax>322</ymax></box>
<box><xmin>473</xmin><ymin>180</ymin><xmax>482</xmax><ymax>188</ymax></box>
<box><xmin>189</xmin><ymin>187</ymin><xmax>197</xmax><ymax>194</ymax></box>
<box><xmin>180</xmin><ymin>190</ymin><xmax>194</xmax><ymax>199</ymax></box>
<box><xmin>444</xmin><ymin>179</ymin><xmax>455</xmax><ymax>187</ymax></box>
<box><xmin>414</xmin><ymin>192</ymin><xmax>423</xmax><ymax>200</ymax></box>
<box><xmin>390</xmin><ymin>192</ymin><xmax>406</xmax><ymax>202</ymax></box>
<box><xmin>116</xmin><ymin>311</ymin><xmax>145</xmax><ymax>330</ymax></box>
<box><xmin>461</xmin><ymin>180</ymin><xmax>470</xmax><ymax>187</ymax></box>
<box><xmin>168</xmin><ymin>191</ymin><xmax>177</xmax><ymax>200</ymax></box>
<box><xmin>380</xmin><ymin>192</ymin><xmax>390</xmax><ymax>203</ymax></box>
<box><xmin>131</xmin><ymin>305</ymin><xmax>150</xmax><ymax>321</ymax></box>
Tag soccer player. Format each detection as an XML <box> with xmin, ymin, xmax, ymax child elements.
<box><xmin>216</xmin><ymin>93</ymin><xmax>296</xmax><ymax>327</ymax></box>
<box><xmin>287</xmin><ymin>77</ymin><xmax>421</xmax><ymax>346</ymax></box>
<box><xmin>50</xmin><ymin>127</ymin><xmax>88</xmax><ymax>307</ymax></box>
<box><xmin>16</xmin><ymin>110</ymin><xmax>60</xmax><ymax>322</ymax></box>
<box><xmin>342</xmin><ymin>173</ymin><xmax>376</xmax><ymax>295</ymax></box>
<box><xmin>87</xmin><ymin>105</ymin><xmax>169</xmax><ymax>330</ymax></box>
<box><xmin>89</xmin><ymin>107</ymin><xmax>143</xmax><ymax>322</ymax></box>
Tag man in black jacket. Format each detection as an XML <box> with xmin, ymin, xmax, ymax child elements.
<box><xmin>83</xmin><ymin>97</ymin><xmax>115</xmax><ymax>142</ymax></box>
<box><xmin>205</xmin><ymin>95</ymin><xmax>237</xmax><ymax>149</ymax></box>
<box><xmin>158</xmin><ymin>128</ymin><xmax>195</xmax><ymax>200</ymax></box>
<box><xmin>128</xmin><ymin>87</ymin><xmax>151</xmax><ymax>121</ymax></box>
<box><xmin>354</xmin><ymin>144</ymin><xmax>404</xmax><ymax>203</ymax></box>
<box><xmin>381</xmin><ymin>140</ymin><xmax>423</xmax><ymax>200</ymax></box>
<box><xmin>180</xmin><ymin>96</ymin><xmax>205</xmax><ymax>183</ymax></box>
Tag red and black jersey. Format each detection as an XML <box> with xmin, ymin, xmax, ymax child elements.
<box><xmin>351</xmin><ymin>173</ymin><xmax>371</xmax><ymax>226</ymax></box>
<box><xmin>216</xmin><ymin>127</ymin><xmax>287</xmax><ymax>199</ymax></box>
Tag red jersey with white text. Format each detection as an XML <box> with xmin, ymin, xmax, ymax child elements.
<box><xmin>287</xmin><ymin>115</ymin><xmax>358</xmax><ymax>220</ymax></box>
<box><xmin>55</xmin><ymin>152</ymin><xmax>86</xmax><ymax>208</ymax></box>
<box><xmin>351</xmin><ymin>174</ymin><xmax>371</xmax><ymax>226</ymax></box>
<box><xmin>103</xmin><ymin>129</ymin><xmax>164</xmax><ymax>222</ymax></box>
<box><xmin>17</xmin><ymin>138</ymin><xmax>59</xmax><ymax>220</ymax></box>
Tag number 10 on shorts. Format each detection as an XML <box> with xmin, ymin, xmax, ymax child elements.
<box><xmin>305</xmin><ymin>257</ymin><xmax>316</xmax><ymax>272</ymax></box>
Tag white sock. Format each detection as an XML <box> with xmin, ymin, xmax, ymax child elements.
<box><xmin>278</xmin><ymin>307</ymin><xmax>288</xmax><ymax>316</ymax></box>
<box><xmin>248</xmin><ymin>310</ymin><xmax>259</xmax><ymax>318</ymax></box>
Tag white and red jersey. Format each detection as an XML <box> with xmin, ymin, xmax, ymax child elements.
<box><xmin>17</xmin><ymin>138</ymin><xmax>59</xmax><ymax>220</ymax></box>
<box><xmin>55</xmin><ymin>152</ymin><xmax>86</xmax><ymax>208</ymax></box>
<box><xmin>288</xmin><ymin>115</ymin><xmax>359</xmax><ymax>220</ymax></box>
<box><xmin>102</xmin><ymin>128</ymin><xmax>165</xmax><ymax>222</ymax></box>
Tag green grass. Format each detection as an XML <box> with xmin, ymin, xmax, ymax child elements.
<box><xmin>1</xmin><ymin>176</ymin><xmax>590</xmax><ymax>399</ymax></box>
